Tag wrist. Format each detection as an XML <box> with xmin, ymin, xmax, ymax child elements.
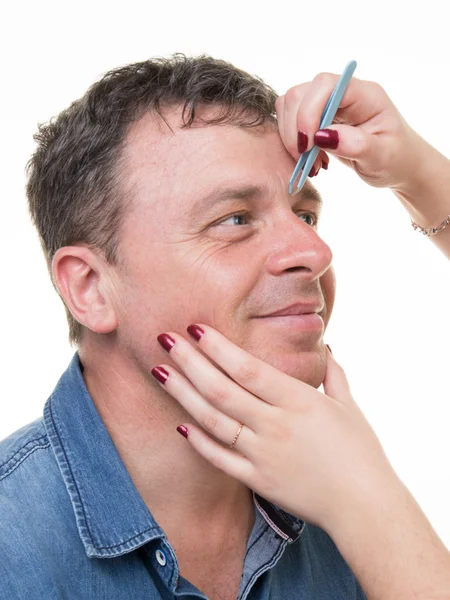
<box><xmin>390</xmin><ymin>131</ymin><xmax>450</xmax><ymax>225</ymax></box>
<box><xmin>325</xmin><ymin>475</ymin><xmax>450</xmax><ymax>599</ymax></box>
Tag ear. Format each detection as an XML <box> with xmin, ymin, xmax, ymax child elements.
<box><xmin>52</xmin><ymin>246</ymin><xmax>118</xmax><ymax>335</ymax></box>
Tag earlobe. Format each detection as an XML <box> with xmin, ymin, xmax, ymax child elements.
<box><xmin>52</xmin><ymin>247</ymin><xmax>118</xmax><ymax>335</ymax></box>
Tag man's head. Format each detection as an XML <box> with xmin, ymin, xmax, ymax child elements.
<box><xmin>27</xmin><ymin>54</ymin><xmax>335</xmax><ymax>388</ymax></box>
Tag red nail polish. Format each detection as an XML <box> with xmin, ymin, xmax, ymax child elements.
<box><xmin>308</xmin><ymin>166</ymin><xmax>316</xmax><ymax>178</ymax></box>
<box><xmin>151</xmin><ymin>366</ymin><xmax>169</xmax><ymax>384</ymax></box>
<box><xmin>314</xmin><ymin>129</ymin><xmax>339</xmax><ymax>150</ymax></box>
<box><xmin>177</xmin><ymin>425</ymin><xmax>189</xmax><ymax>439</ymax></box>
<box><xmin>187</xmin><ymin>325</ymin><xmax>204</xmax><ymax>342</ymax></box>
<box><xmin>157</xmin><ymin>333</ymin><xmax>176</xmax><ymax>353</ymax></box>
<box><xmin>297</xmin><ymin>131</ymin><xmax>308</xmax><ymax>154</ymax></box>
<box><xmin>322</xmin><ymin>160</ymin><xmax>328</xmax><ymax>170</ymax></box>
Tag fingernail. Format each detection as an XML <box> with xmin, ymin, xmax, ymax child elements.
<box><xmin>297</xmin><ymin>131</ymin><xmax>308</xmax><ymax>154</ymax></box>
<box><xmin>314</xmin><ymin>129</ymin><xmax>339</xmax><ymax>150</ymax></box>
<box><xmin>326</xmin><ymin>344</ymin><xmax>333</xmax><ymax>355</ymax></box>
<box><xmin>322</xmin><ymin>160</ymin><xmax>328</xmax><ymax>170</ymax></box>
<box><xmin>157</xmin><ymin>333</ymin><xmax>176</xmax><ymax>353</ymax></box>
<box><xmin>187</xmin><ymin>325</ymin><xmax>205</xmax><ymax>342</ymax></box>
<box><xmin>151</xmin><ymin>366</ymin><xmax>169</xmax><ymax>384</ymax></box>
<box><xmin>308</xmin><ymin>166</ymin><xmax>316</xmax><ymax>178</ymax></box>
<box><xmin>177</xmin><ymin>425</ymin><xmax>189</xmax><ymax>439</ymax></box>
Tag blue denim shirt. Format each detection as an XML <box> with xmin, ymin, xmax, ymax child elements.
<box><xmin>0</xmin><ymin>353</ymin><xmax>367</xmax><ymax>599</ymax></box>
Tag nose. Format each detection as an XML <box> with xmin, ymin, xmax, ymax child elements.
<box><xmin>264</xmin><ymin>212</ymin><xmax>333</xmax><ymax>280</ymax></box>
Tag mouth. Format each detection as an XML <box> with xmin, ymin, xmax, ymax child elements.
<box><xmin>255</xmin><ymin>312</ymin><xmax>324</xmax><ymax>332</ymax></box>
<box><xmin>253</xmin><ymin>302</ymin><xmax>324</xmax><ymax>332</ymax></box>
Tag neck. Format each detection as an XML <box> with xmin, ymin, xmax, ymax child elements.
<box><xmin>78</xmin><ymin>339</ymin><xmax>254</xmax><ymax>545</ymax></box>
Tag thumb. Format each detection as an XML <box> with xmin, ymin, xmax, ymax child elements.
<box><xmin>322</xmin><ymin>345</ymin><xmax>354</xmax><ymax>405</ymax></box>
<box><xmin>316</xmin><ymin>123</ymin><xmax>398</xmax><ymax>189</ymax></box>
<box><xmin>315</xmin><ymin>123</ymin><xmax>380</xmax><ymax>162</ymax></box>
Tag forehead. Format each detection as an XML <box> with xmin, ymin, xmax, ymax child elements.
<box><xmin>122</xmin><ymin>107</ymin><xmax>296</xmax><ymax>202</ymax></box>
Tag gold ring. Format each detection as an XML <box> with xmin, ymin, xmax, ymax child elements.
<box><xmin>230</xmin><ymin>423</ymin><xmax>244</xmax><ymax>449</ymax></box>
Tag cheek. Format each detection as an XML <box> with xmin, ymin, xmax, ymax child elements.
<box><xmin>118</xmin><ymin>241</ymin><xmax>254</xmax><ymax>330</ymax></box>
<box><xmin>188</xmin><ymin>246</ymin><xmax>255</xmax><ymax>321</ymax></box>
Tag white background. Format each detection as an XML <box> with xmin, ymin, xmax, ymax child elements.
<box><xmin>1</xmin><ymin>1</ymin><xmax>449</xmax><ymax>549</ymax></box>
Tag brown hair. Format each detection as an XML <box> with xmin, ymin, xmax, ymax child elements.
<box><xmin>26</xmin><ymin>54</ymin><xmax>278</xmax><ymax>346</ymax></box>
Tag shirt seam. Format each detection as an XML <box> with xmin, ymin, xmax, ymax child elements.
<box><xmin>240</xmin><ymin>539</ymin><xmax>287</xmax><ymax>600</ymax></box>
<box><xmin>0</xmin><ymin>435</ymin><xmax>50</xmax><ymax>481</ymax></box>
<box><xmin>245</xmin><ymin>522</ymin><xmax>268</xmax><ymax>556</ymax></box>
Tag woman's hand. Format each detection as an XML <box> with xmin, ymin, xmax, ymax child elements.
<box><xmin>275</xmin><ymin>72</ymin><xmax>426</xmax><ymax>191</ymax></box>
<box><xmin>152</xmin><ymin>325</ymin><xmax>399</xmax><ymax>535</ymax></box>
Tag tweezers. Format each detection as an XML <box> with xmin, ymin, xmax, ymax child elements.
<box><xmin>288</xmin><ymin>60</ymin><xmax>358</xmax><ymax>195</ymax></box>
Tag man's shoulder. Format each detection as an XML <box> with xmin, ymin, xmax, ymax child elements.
<box><xmin>0</xmin><ymin>417</ymin><xmax>50</xmax><ymax>482</ymax></box>
<box><xmin>0</xmin><ymin>416</ymin><xmax>69</xmax><ymax>530</ymax></box>
<box><xmin>0</xmin><ymin>417</ymin><xmax>49</xmax><ymax>479</ymax></box>
<box><xmin>0</xmin><ymin>418</ymin><xmax>80</xmax><ymax>585</ymax></box>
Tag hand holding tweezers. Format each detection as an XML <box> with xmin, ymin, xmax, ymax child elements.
<box><xmin>288</xmin><ymin>60</ymin><xmax>358</xmax><ymax>195</ymax></box>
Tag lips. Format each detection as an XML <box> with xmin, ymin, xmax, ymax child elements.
<box><xmin>257</xmin><ymin>302</ymin><xmax>323</xmax><ymax>318</ymax></box>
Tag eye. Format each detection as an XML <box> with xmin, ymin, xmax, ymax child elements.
<box><xmin>216</xmin><ymin>212</ymin><xmax>250</xmax><ymax>227</ymax></box>
<box><xmin>214</xmin><ymin>210</ymin><xmax>319</xmax><ymax>228</ymax></box>
<box><xmin>298</xmin><ymin>212</ymin><xmax>318</xmax><ymax>227</ymax></box>
<box><xmin>212</xmin><ymin>211</ymin><xmax>251</xmax><ymax>227</ymax></box>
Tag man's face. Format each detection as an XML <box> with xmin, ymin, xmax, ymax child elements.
<box><xmin>111</xmin><ymin>108</ymin><xmax>335</xmax><ymax>388</ymax></box>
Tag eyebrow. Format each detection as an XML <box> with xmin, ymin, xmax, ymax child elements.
<box><xmin>189</xmin><ymin>183</ymin><xmax>323</xmax><ymax>215</ymax></box>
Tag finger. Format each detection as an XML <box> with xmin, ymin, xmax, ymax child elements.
<box><xmin>177</xmin><ymin>422</ymin><xmax>257</xmax><ymax>484</ymax></box>
<box><xmin>296</xmin><ymin>75</ymin><xmax>388</xmax><ymax>138</ymax></box>
<box><xmin>320</xmin><ymin>151</ymin><xmax>330</xmax><ymax>170</ymax></box>
<box><xmin>308</xmin><ymin>154</ymin><xmax>324</xmax><ymax>178</ymax></box>
<box><xmin>313</xmin><ymin>123</ymin><xmax>380</xmax><ymax>162</ymax></box>
<box><xmin>152</xmin><ymin>364</ymin><xmax>257</xmax><ymax>449</ymax></box>
<box><xmin>277</xmin><ymin>90</ymin><xmax>327</xmax><ymax>177</ymax></box>
<box><xmin>294</xmin><ymin>73</ymin><xmax>342</xmax><ymax>152</ymax></box>
<box><xmin>186</xmin><ymin>324</ymin><xmax>316</xmax><ymax>410</ymax></box>
<box><xmin>157</xmin><ymin>332</ymin><xmax>270</xmax><ymax>428</ymax></box>
<box><xmin>322</xmin><ymin>346</ymin><xmax>354</xmax><ymax>405</ymax></box>
<box><xmin>281</xmin><ymin>82</ymin><xmax>310</xmax><ymax>158</ymax></box>
<box><xmin>332</xmin><ymin>79</ymin><xmax>391</xmax><ymax>127</ymax></box>
<box><xmin>309</xmin><ymin>151</ymin><xmax>330</xmax><ymax>177</ymax></box>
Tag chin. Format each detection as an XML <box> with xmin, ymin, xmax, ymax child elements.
<box><xmin>285</xmin><ymin>362</ymin><xmax>325</xmax><ymax>389</ymax></box>
<box><xmin>251</xmin><ymin>343</ymin><xmax>326</xmax><ymax>389</ymax></box>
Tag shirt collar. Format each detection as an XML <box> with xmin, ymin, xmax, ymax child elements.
<box><xmin>43</xmin><ymin>353</ymin><xmax>304</xmax><ymax>559</ymax></box>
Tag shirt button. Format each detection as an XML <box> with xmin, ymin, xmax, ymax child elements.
<box><xmin>155</xmin><ymin>549</ymin><xmax>167</xmax><ymax>566</ymax></box>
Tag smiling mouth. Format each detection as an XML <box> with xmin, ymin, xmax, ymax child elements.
<box><xmin>255</xmin><ymin>313</ymin><xmax>323</xmax><ymax>332</ymax></box>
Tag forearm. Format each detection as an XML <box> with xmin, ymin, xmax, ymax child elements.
<box><xmin>391</xmin><ymin>131</ymin><xmax>450</xmax><ymax>259</ymax></box>
<box><xmin>325</xmin><ymin>474</ymin><xmax>450</xmax><ymax>600</ymax></box>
